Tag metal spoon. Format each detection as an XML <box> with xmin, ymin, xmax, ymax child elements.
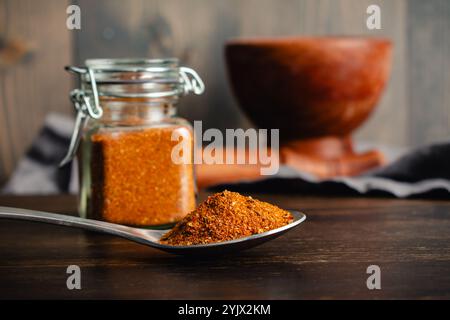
<box><xmin>0</xmin><ymin>206</ymin><xmax>306</xmax><ymax>255</ymax></box>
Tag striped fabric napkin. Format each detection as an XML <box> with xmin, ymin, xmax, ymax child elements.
<box><xmin>2</xmin><ymin>113</ymin><xmax>78</xmax><ymax>194</ymax></box>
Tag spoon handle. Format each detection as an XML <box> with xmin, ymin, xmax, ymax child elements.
<box><xmin>0</xmin><ymin>206</ymin><xmax>138</xmax><ymax>239</ymax></box>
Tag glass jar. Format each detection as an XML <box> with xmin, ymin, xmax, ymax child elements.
<box><xmin>62</xmin><ymin>58</ymin><xmax>204</xmax><ymax>227</ymax></box>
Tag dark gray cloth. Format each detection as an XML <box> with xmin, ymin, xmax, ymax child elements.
<box><xmin>211</xmin><ymin>142</ymin><xmax>450</xmax><ymax>199</ymax></box>
<box><xmin>2</xmin><ymin>112</ymin><xmax>450</xmax><ymax>199</ymax></box>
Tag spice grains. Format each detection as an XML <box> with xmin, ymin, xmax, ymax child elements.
<box><xmin>89</xmin><ymin>125</ymin><xmax>195</xmax><ymax>226</ymax></box>
<box><xmin>160</xmin><ymin>190</ymin><xmax>293</xmax><ymax>246</ymax></box>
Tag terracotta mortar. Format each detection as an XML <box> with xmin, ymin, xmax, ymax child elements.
<box><xmin>225</xmin><ymin>37</ymin><xmax>392</xmax><ymax>178</ymax></box>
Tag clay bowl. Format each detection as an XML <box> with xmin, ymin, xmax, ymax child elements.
<box><xmin>225</xmin><ymin>37</ymin><xmax>392</xmax><ymax>142</ymax></box>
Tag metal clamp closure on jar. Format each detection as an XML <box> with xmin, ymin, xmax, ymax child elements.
<box><xmin>60</xmin><ymin>59</ymin><xmax>205</xmax><ymax>166</ymax></box>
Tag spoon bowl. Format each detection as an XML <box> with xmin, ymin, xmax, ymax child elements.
<box><xmin>0</xmin><ymin>206</ymin><xmax>306</xmax><ymax>255</ymax></box>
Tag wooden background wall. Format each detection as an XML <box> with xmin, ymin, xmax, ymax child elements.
<box><xmin>0</xmin><ymin>0</ymin><xmax>449</xmax><ymax>184</ymax></box>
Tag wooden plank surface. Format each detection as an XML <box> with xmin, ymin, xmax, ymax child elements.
<box><xmin>0</xmin><ymin>193</ymin><xmax>450</xmax><ymax>299</ymax></box>
<box><xmin>1</xmin><ymin>0</ymin><xmax>449</xmax><ymax>184</ymax></box>
<box><xmin>74</xmin><ymin>0</ymin><xmax>410</xmax><ymax>144</ymax></box>
<box><xmin>0</xmin><ymin>0</ymin><xmax>72</xmax><ymax>184</ymax></box>
<box><xmin>408</xmin><ymin>0</ymin><xmax>450</xmax><ymax>146</ymax></box>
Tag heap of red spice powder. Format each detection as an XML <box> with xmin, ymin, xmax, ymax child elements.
<box><xmin>160</xmin><ymin>190</ymin><xmax>293</xmax><ymax>246</ymax></box>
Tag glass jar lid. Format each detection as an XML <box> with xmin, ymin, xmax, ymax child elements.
<box><xmin>68</xmin><ymin>58</ymin><xmax>204</xmax><ymax>99</ymax></box>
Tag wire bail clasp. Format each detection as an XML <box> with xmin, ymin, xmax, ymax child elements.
<box><xmin>59</xmin><ymin>67</ymin><xmax>103</xmax><ymax>167</ymax></box>
<box><xmin>180</xmin><ymin>67</ymin><xmax>205</xmax><ymax>95</ymax></box>
<box><xmin>59</xmin><ymin>61</ymin><xmax>204</xmax><ymax>167</ymax></box>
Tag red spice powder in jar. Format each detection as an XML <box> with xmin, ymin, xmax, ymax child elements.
<box><xmin>88</xmin><ymin>125</ymin><xmax>195</xmax><ymax>226</ymax></box>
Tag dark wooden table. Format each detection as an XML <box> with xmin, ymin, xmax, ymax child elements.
<box><xmin>0</xmin><ymin>193</ymin><xmax>450</xmax><ymax>299</ymax></box>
